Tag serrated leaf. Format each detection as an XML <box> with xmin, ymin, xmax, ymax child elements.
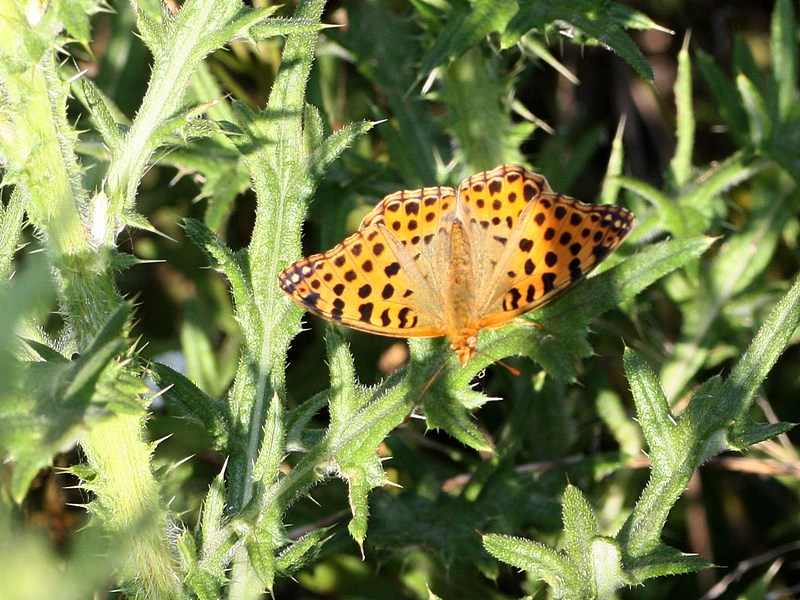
<box><xmin>308</xmin><ymin>119</ymin><xmax>377</xmax><ymax>182</ymax></box>
<box><xmin>246</xmin><ymin>528</ymin><xmax>278</xmax><ymax>589</ymax></box>
<box><xmin>0</xmin><ymin>185</ymin><xmax>25</xmax><ymax>281</ymax></box>
<box><xmin>626</xmin><ymin>544</ymin><xmax>712</xmax><ymax>582</ymax></box>
<box><xmin>417</xmin><ymin>0</ymin><xmax>518</xmax><ymax>82</ymax></box>
<box><xmin>539</xmin><ymin>237</ymin><xmax>715</xmax><ymax>329</ymax></box>
<box><xmin>337</xmin><ymin>0</ymin><xmax>438</xmax><ymax>185</ymax></box>
<box><xmin>728</xmin><ymin>419</ymin><xmax>795</xmax><ymax>450</ymax></box>
<box><xmin>483</xmin><ymin>533</ymin><xmax>581</xmax><ymax>593</ymax></box>
<box><xmin>345</xmin><ymin>452</ymin><xmax>386</xmax><ymax>548</ymax></box>
<box><xmin>275</xmin><ymin>527</ymin><xmax>331</xmax><ymax>575</ymax></box>
<box><xmin>422</xmin><ymin>389</ymin><xmax>493</xmax><ymax>452</ymax></box>
<box><xmin>183</xmin><ymin>218</ymin><xmax>253</xmax><ymax>317</ymax></box>
<box><xmin>200</xmin><ymin>473</ymin><xmax>227</xmax><ymax>547</ymax></box>
<box><xmin>502</xmin><ymin>0</ymin><xmax>655</xmax><ymax>81</ymax></box>
<box><xmin>771</xmin><ymin>0</ymin><xmax>798</xmax><ymax>120</ymax></box>
<box><xmin>131</xmin><ymin>0</ymin><xmax>169</xmax><ymax>56</ymax></box>
<box><xmin>247</xmin><ymin>17</ymin><xmax>328</xmax><ymax>41</ymax></box>
<box><xmin>439</xmin><ymin>47</ymin><xmax>532</xmax><ymax>171</ymax></box>
<box><xmin>150</xmin><ymin>362</ymin><xmax>229</xmax><ymax>448</ymax></box>
<box><xmin>624</xmin><ymin>348</ymin><xmax>675</xmax><ymax>465</ymax></box>
<box><xmin>321</xmin><ymin>368</ymin><xmax>410</xmax><ymax>546</ymax></box>
<box><xmin>721</xmin><ymin>274</ymin><xmax>800</xmax><ymax>423</ymax></box>
<box><xmin>326</xmin><ymin>329</ymin><xmax>364</xmax><ymax>429</ymax></box>
<box><xmin>562</xmin><ymin>485</ymin><xmax>598</xmax><ymax>566</ymax></box>
<box><xmin>253</xmin><ymin>393</ymin><xmax>284</xmax><ymax>486</ymax></box>
<box><xmin>55</xmin><ymin>0</ymin><xmax>104</xmax><ymax>46</ymax></box>
<box><xmin>73</xmin><ymin>74</ymin><xmax>125</xmax><ymax>153</ymax></box>
<box><xmin>737</xmin><ymin>74</ymin><xmax>771</xmax><ymax>146</ymax></box>
<box><xmin>1</xmin><ymin>303</ymin><xmax>135</xmax><ymax>500</ymax></box>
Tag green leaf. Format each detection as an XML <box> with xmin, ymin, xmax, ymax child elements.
<box><xmin>538</xmin><ymin>236</ymin><xmax>715</xmax><ymax>331</ymax></box>
<box><xmin>737</xmin><ymin>73</ymin><xmax>771</xmax><ymax>146</ymax></box>
<box><xmin>317</xmin><ymin>335</ymin><xmax>412</xmax><ymax>547</ymax></box>
<box><xmin>623</xmin><ymin>348</ymin><xmax>675</xmax><ymax>468</ymax></box>
<box><xmin>247</xmin><ymin>17</ymin><xmax>329</xmax><ymax>41</ymax></box>
<box><xmin>73</xmin><ymin>74</ymin><xmax>126</xmax><ymax>154</ymax></box>
<box><xmin>0</xmin><ymin>303</ymin><xmax>135</xmax><ymax>501</ymax></box>
<box><xmin>417</xmin><ymin>0</ymin><xmax>518</xmax><ymax>82</ymax></box>
<box><xmin>422</xmin><ymin>387</ymin><xmax>493</xmax><ymax>453</ymax></box>
<box><xmin>183</xmin><ymin>218</ymin><xmax>254</xmax><ymax>326</ymax></box>
<box><xmin>186</xmin><ymin>473</ymin><xmax>228</xmax><ymax>597</ymax></box>
<box><xmin>562</xmin><ymin>485</ymin><xmax>597</xmax><ymax>567</ymax></box>
<box><xmin>275</xmin><ymin>528</ymin><xmax>332</xmax><ymax>575</ymax></box>
<box><xmin>728</xmin><ymin>419</ymin><xmax>795</xmax><ymax>450</ymax></box>
<box><xmin>252</xmin><ymin>392</ymin><xmax>285</xmax><ymax>487</ymax></box>
<box><xmin>150</xmin><ymin>362</ymin><xmax>230</xmax><ymax>448</ymax></box>
<box><xmin>503</xmin><ymin>0</ymin><xmax>656</xmax><ymax>81</ymax></box>
<box><xmin>721</xmin><ymin>273</ymin><xmax>800</xmax><ymax>423</ymax></box>
<box><xmin>709</xmin><ymin>174</ymin><xmax>791</xmax><ymax>300</ymax></box>
<box><xmin>55</xmin><ymin>0</ymin><xmax>104</xmax><ymax>46</ymax></box>
<box><xmin>337</xmin><ymin>0</ymin><xmax>439</xmax><ymax>185</ymax></box>
<box><xmin>626</xmin><ymin>545</ymin><xmax>712</xmax><ymax>582</ymax></box>
<box><xmin>439</xmin><ymin>47</ymin><xmax>532</xmax><ymax>171</ymax></box>
<box><xmin>483</xmin><ymin>533</ymin><xmax>582</xmax><ymax>593</ymax></box>
<box><xmin>669</xmin><ymin>34</ymin><xmax>694</xmax><ymax>188</ymax></box>
<box><xmin>770</xmin><ymin>0</ymin><xmax>798</xmax><ymax>120</ymax></box>
<box><xmin>695</xmin><ymin>49</ymin><xmax>750</xmax><ymax>144</ymax></box>
<box><xmin>0</xmin><ymin>186</ymin><xmax>25</xmax><ymax>281</ymax></box>
<box><xmin>326</xmin><ymin>330</ymin><xmax>367</xmax><ymax>428</ymax></box>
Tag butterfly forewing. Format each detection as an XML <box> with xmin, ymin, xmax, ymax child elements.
<box><xmin>479</xmin><ymin>193</ymin><xmax>635</xmax><ymax>327</ymax></box>
<box><xmin>278</xmin><ymin>187</ymin><xmax>460</xmax><ymax>338</ymax></box>
<box><xmin>456</xmin><ymin>164</ymin><xmax>553</xmax><ymax>298</ymax></box>
<box><xmin>359</xmin><ymin>186</ymin><xmax>458</xmax><ymax>306</ymax></box>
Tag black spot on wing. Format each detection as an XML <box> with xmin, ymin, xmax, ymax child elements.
<box><xmin>358</xmin><ymin>302</ymin><xmax>374</xmax><ymax>323</ymax></box>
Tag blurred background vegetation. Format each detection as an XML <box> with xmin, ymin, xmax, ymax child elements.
<box><xmin>5</xmin><ymin>0</ymin><xmax>800</xmax><ymax>598</ymax></box>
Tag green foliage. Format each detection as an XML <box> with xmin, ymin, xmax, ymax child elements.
<box><xmin>1</xmin><ymin>0</ymin><xmax>799</xmax><ymax>598</ymax></box>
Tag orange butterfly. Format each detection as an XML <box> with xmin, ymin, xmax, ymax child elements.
<box><xmin>279</xmin><ymin>165</ymin><xmax>634</xmax><ymax>365</ymax></box>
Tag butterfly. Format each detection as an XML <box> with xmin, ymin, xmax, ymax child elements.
<box><xmin>279</xmin><ymin>164</ymin><xmax>634</xmax><ymax>365</ymax></box>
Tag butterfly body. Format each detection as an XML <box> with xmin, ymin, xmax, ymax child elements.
<box><xmin>279</xmin><ymin>165</ymin><xmax>634</xmax><ymax>365</ymax></box>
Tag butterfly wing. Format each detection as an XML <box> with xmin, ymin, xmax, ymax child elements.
<box><xmin>479</xmin><ymin>191</ymin><xmax>635</xmax><ymax>327</ymax></box>
<box><xmin>278</xmin><ymin>186</ymin><xmax>458</xmax><ymax>338</ymax></box>
<box><xmin>455</xmin><ymin>165</ymin><xmax>551</xmax><ymax>307</ymax></box>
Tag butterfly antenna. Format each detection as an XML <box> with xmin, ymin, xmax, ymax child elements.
<box><xmin>473</xmin><ymin>349</ymin><xmax>521</xmax><ymax>377</ymax></box>
<box><xmin>474</xmin><ymin>320</ymin><xmax>546</xmax><ymax>377</ymax></box>
<box><xmin>416</xmin><ymin>359</ymin><xmax>448</xmax><ymax>403</ymax></box>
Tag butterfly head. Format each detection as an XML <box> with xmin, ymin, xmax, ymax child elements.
<box><xmin>451</xmin><ymin>334</ymin><xmax>478</xmax><ymax>365</ymax></box>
